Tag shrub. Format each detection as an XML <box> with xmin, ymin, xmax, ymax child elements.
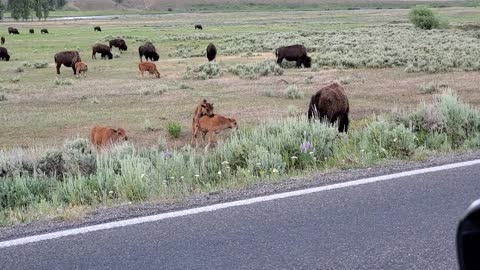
<box><xmin>284</xmin><ymin>85</ymin><xmax>304</xmax><ymax>99</ymax></box>
<box><xmin>33</xmin><ymin>61</ymin><xmax>49</xmax><ymax>69</ymax></box>
<box><xmin>63</xmin><ymin>138</ymin><xmax>96</xmax><ymax>176</ymax></box>
<box><xmin>167</xmin><ymin>122</ymin><xmax>182</xmax><ymax>138</ymax></box>
<box><xmin>10</xmin><ymin>76</ymin><xmax>20</xmax><ymax>83</ymax></box>
<box><xmin>409</xmin><ymin>6</ymin><xmax>441</xmax><ymax>30</ymax></box>
<box><xmin>143</xmin><ymin>119</ymin><xmax>155</xmax><ymax>132</ymax></box>
<box><xmin>227</xmin><ymin>60</ymin><xmax>283</xmax><ymax>80</ymax></box>
<box><xmin>37</xmin><ymin>149</ymin><xmax>65</xmax><ymax>177</ymax></box>
<box><xmin>55</xmin><ymin>78</ymin><xmax>73</xmax><ymax>86</ymax></box>
<box><xmin>15</xmin><ymin>67</ymin><xmax>24</xmax><ymax>73</ymax></box>
<box><xmin>419</xmin><ymin>81</ymin><xmax>448</xmax><ymax>94</ymax></box>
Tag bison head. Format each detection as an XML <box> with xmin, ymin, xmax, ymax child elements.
<box><xmin>304</xmin><ymin>56</ymin><xmax>312</xmax><ymax>68</ymax></box>
<box><xmin>151</xmin><ymin>52</ymin><xmax>160</xmax><ymax>61</ymax></box>
<box><xmin>120</xmin><ymin>42</ymin><xmax>128</xmax><ymax>51</ymax></box>
<box><xmin>114</xmin><ymin>128</ymin><xmax>128</xmax><ymax>141</ymax></box>
<box><xmin>5</xmin><ymin>54</ymin><xmax>10</xmax><ymax>61</ymax></box>
<box><xmin>201</xmin><ymin>100</ymin><xmax>214</xmax><ymax>117</ymax></box>
<box><xmin>228</xmin><ymin>118</ymin><xmax>238</xmax><ymax>129</ymax></box>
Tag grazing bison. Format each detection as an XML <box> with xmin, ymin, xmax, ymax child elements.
<box><xmin>138</xmin><ymin>62</ymin><xmax>160</xmax><ymax>78</ymax></box>
<box><xmin>308</xmin><ymin>82</ymin><xmax>350</xmax><ymax>133</ymax></box>
<box><xmin>109</xmin><ymin>38</ymin><xmax>128</xmax><ymax>51</ymax></box>
<box><xmin>8</xmin><ymin>27</ymin><xmax>19</xmax><ymax>35</ymax></box>
<box><xmin>94</xmin><ymin>26</ymin><xmax>102</xmax><ymax>32</ymax></box>
<box><xmin>0</xmin><ymin>47</ymin><xmax>10</xmax><ymax>61</ymax></box>
<box><xmin>29</xmin><ymin>29</ymin><xmax>35</xmax><ymax>34</ymax></box>
<box><xmin>138</xmin><ymin>42</ymin><xmax>159</xmax><ymax>62</ymax></box>
<box><xmin>191</xmin><ymin>99</ymin><xmax>214</xmax><ymax>146</ymax></box>
<box><xmin>206</xmin><ymin>43</ymin><xmax>217</xmax><ymax>62</ymax></box>
<box><xmin>75</xmin><ymin>62</ymin><xmax>88</xmax><ymax>77</ymax></box>
<box><xmin>54</xmin><ymin>51</ymin><xmax>81</xmax><ymax>75</ymax></box>
<box><xmin>1</xmin><ymin>36</ymin><xmax>4</xmax><ymax>45</ymax></box>
<box><xmin>276</xmin><ymin>44</ymin><xmax>311</xmax><ymax>68</ymax></box>
<box><xmin>41</xmin><ymin>29</ymin><xmax>49</xmax><ymax>34</ymax></box>
<box><xmin>195</xmin><ymin>24</ymin><xmax>203</xmax><ymax>30</ymax></box>
<box><xmin>92</xmin><ymin>44</ymin><xmax>113</xmax><ymax>60</ymax></box>
<box><xmin>90</xmin><ymin>125</ymin><xmax>128</xmax><ymax>150</ymax></box>
<box><xmin>196</xmin><ymin>114</ymin><xmax>237</xmax><ymax>150</ymax></box>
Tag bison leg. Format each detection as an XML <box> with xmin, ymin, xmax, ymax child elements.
<box><xmin>56</xmin><ymin>63</ymin><xmax>62</xmax><ymax>75</ymax></box>
<box><xmin>296</xmin><ymin>59</ymin><xmax>302</xmax><ymax>68</ymax></box>
<box><xmin>72</xmin><ymin>66</ymin><xmax>77</xmax><ymax>75</ymax></box>
<box><xmin>276</xmin><ymin>57</ymin><xmax>283</xmax><ymax>65</ymax></box>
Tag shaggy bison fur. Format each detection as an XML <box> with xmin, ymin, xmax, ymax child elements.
<box><xmin>308</xmin><ymin>82</ymin><xmax>350</xmax><ymax>133</ymax></box>
<box><xmin>206</xmin><ymin>43</ymin><xmax>217</xmax><ymax>62</ymax></box>
<box><xmin>109</xmin><ymin>38</ymin><xmax>128</xmax><ymax>51</ymax></box>
<box><xmin>138</xmin><ymin>42</ymin><xmax>159</xmax><ymax>62</ymax></box>
<box><xmin>92</xmin><ymin>44</ymin><xmax>113</xmax><ymax>60</ymax></box>
<box><xmin>1</xmin><ymin>36</ymin><xmax>4</xmax><ymax>45</ymax></box>
<box><xmin>94</xmin><ymin>26</ymin><xmax>102</xmax><ymax>32</ymax></box>
<box><xmin>196</xmin><ymin>115</ymin><xmax>238</xmax><ymax>150</ymax></box>
<box><xmin>54</xmin><ymin>51</ymin><xmax>82</xmax><ymax>75</ymax></box>
<box><xmin>0</xmin><ymin>47</ymin><xmax>10</xmax><ymax>61</ymax></box>
<box><xmin>138</xmin><ymin>62</ymin><xmax>160</xmax><ymax>78</ymax></box>
<box><xmin>195</xmin><ymin>24</ymin><xmax>203</xmax><ymax>30</ymax></box>
<box><xmin>75</xmin><ymin>62</ymin><xmax>88</xmax><ymax>77</ymax></box>
<box><xmin>90</xmin><ymin>125</ymin><xmax>128</xmax><ymax>150</ymax></box>
<box><xmin>191</xmin><ymin>99</ymin><xmax>214</xmax><ymax>146</ymax></box>
<box><xmin>276</xmin><ymin>44</ymin><xmax>311</xmax><ymax>68</ymax></box>
<box><xmin>41</xmin><ymin>29</ymin><xmax>49</xmax><ymax>34</ymax></box>
<box><xmin>29</xmin><ymin>29</ymin><xmax>34</xmax><ymax>34</ymax></box>
<box><xmin>8</xmin><ymin>27</ymin><xmax>19</xmax><ymax>35</ymax></box>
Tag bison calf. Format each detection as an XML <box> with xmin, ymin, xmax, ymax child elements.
<box><xmin>54</xmin><ymin>51</ymin><xmax>81</xmax><ymax>75</ymax></box>
<box><xmin>308</xmin><ymin>82</ymin><xmax>350</xmax><ymax>133</ymax></box>
<box><xmin>138</xmin><ymin>62</ymin><xmax>160</xmax><ymax>78</ymax></box>
<box><xmin>206</xmin><ymin>43</ymin><xmax>217</xmax><ymax>62</ymax></box>
<box><xmin>109</xmin><ymin>38</ymin><xmax>128</xmax><ymax>52</ymax></box>
<box><xmin>191</xmin><ymin>99</ymin><xmax>214</xmax><ymax>146</ymax></box>
<box><xmin>75</xmin><ymin>62</ymin><xmax>88</xmax><ymax>77</ymax></box>
<box><xmin>276</xmin><ymin>44</ymin><xmax>311</xmax><ymax>68</ymax></box>
<box><xmin>92</xmin><ymin>44</ymin><xmax>113</xmax><ymax>60</ymax></box>
<box><xmin>1</xmin><ymin>36</ymin><xmax>4</xmax><ymax>45</ymax></box>
<box><xmin>94</xmin><ymin>26</ymin><xmax>102</xmax><ymax>32</ymax></box>
<box><xmin>0</xmin><ymin>47</ymin><xmax>10</xmax><ymax>61</ymax></box>
<box><xmin>90</xmin><ymin>125</ymin><xmax>128</xmax><ymax>150</ymax></box>
<box><xmin>138</xmin><ymin>42</ymin><xmax>159</xmax><ymax>62</ymax></box>
<box><xmin>41</xmin><ymin>29</ymin><xmax>49</xmax><ymax>34</ymax></box>
<box><xmin>196</xmin><ymin>115</ymin><xmax>237</xmax><ymax>150</ymax></box>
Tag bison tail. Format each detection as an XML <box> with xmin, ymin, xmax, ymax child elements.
<box><xmin>307</xmin><ymin>92</ymin><xmax>321</xmax><ymax>120</ymax></box>
<box><xmin>337</xmin><ymin>112</ymin><xmax>350</xmax><ymax>133</ymax></box>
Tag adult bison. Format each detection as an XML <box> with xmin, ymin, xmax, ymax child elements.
<box><xmin>308</xmin><ymin>82</ymin><xmax>350</xmax><ymax>133</ymax></box>
<box><xmin>195</xmin><ymin>24</ymin><xmax>203</xmax><ymax>30</ymax></box>
<box><xmin>54</xmin><ymin>51</ymin><xmax>81</xmax><ymax>75</ymax></box>
<box><xmin>8</xmin><ymin>27</ymin><xmax>19</xmax><ymax>35</ymax></box>
<box><xmin>109</xmin><ymin>38</ymin><xmax>128</xmax><ymax>51</ymax></box>
<box><xmin>138</xmin><ymin>42</ymin><xmax>159</xmax><ymax>62</ymax></box>
<box><xmin>92</xmin><ymin>44</ymin><xmax>113</xmax><ymax>60</ymax></box>
<box><xmin>41</xmin><ymin>29</ymin><xmax>49</xmax><ymax>34</ymax></box>
<box><xmin>206</xmin><ymin>43</ymin><xmax>217</xmax><ymax>62</ymax></box>
<box><xmin>276</xmin><ymin>44</ymin><xmax>311</xmax><ymax>68</ymax></box>
<box><xmin>29</xmin><ymin>29</ymin><xmax>35</xmax><ymax>34</ymax></box>
<box><xmin>1</xmin><ymin>36</ymin><xmax>4</xmax><ymax>45</ymax></box>
<box><xmin>94</xmin><ymin>26</ymin><xmax>102</xmax><ymax>32</ymax></box>
<box><xmin>0</xmin><ymin>47</ymin><xmax>10</xmax><ymax>61</ymax></box>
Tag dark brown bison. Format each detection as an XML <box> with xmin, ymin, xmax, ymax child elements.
<box><xmin>195</xmin><ymin>24</ymin><xmax>203</xmax><ymax>30</ymax></box>
<box><xmin>29</xmin><ymin>29</ymin><xmax>35</xmax><ymax>34</ymax></box>
<box><xmin>94</xmin><ymin>26</ymin><xmax>102</xmax><ymax>32</ymax></box>
<box><xmin>41</xmin><ymin>29</ymin><xmax>49</xmax><ymax>34</ymax></box>
<box><xmin>54</xmin><ymin>51</ymin><xmax>82</xmax><ymax>75</ymax></box>
<box><xmin>206</xmin><ymin>43</ymin><xmax>217</xmax><ymax>62</ymax></box>
<box><xmin>276</xmin><ymin>44</ymin><xmax>311</xmax><ymax>68</ymax></box>
<box><xmin>1</xmin><ymin>36</ymin><xmax>4</xmax><ymax>45</ymax></box>
<box><xmin>308</xmin><ymin>82</ymin><xmax>350</xmax><ymax>133</ymax></box>
<box><xmin>0</xmin><ymin>47</ymin><xmax>10</xmax><ymax>61</ymax></box>
<box><xmin>138</xmin><ymin>42</ymin><xmax>159</xmax><ymax>62</ymax></box>
<box><xmin>92</xmin><ymin>44</ymin><xmax>113</xmax><ymax>60</ymax></box>
<box><xmin>109</xmin><ymin>38</ymin><xmax>127</xmax><ymax>51</ymax></box>
<box><xmin>8</xmin><ymin>27</ymin><xmax>19</xmax><ymax>35</ymax></box>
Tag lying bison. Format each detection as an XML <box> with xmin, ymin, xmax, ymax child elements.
<box><xmin>109</xmin><ymin>38</ymin><xmax>128</xmax><ymax>51</ymax></box>
<box><xmin>8</xmin><ymin>27</ymin><xmax>19</xmax><ymax>35</ymax></box>
<box><xmin>138</xmin><ymin>42</ymin><xmax>159</xmax><ymax>62</ymax></box>
<box><xmin>308</xmin><ymin>82</ymin><xmax>350</xmax><ymax>133</ymax></box>
<box><xmin>206</xmin><ymin>43</ymin><xmax>217</xmax><ymax>62</ymax></box>
<box><xmin>94</xmin><ymin>26</ymin><xmax>102</xmax><ymax>32</ymax></box>
<box><xmin>1</xmin><ymin>36</ymin><xmax>4</xmax><ymax>45</ymax></box>
<box><xmin>92</xmin><ymin>44</ymin><xmax>113</xmax><ymax>60</ymax></box>
<box><xmin>29</xmin><ymin>29</ymin><xmax>35</xmax><ymax>34</ymax></box>
<box><xmin>41</xmin><ymin>29</ymin><xmax>49</xmax><ymax>34</ymax></box>
<box><xmin>276</xmin><ymin>44</ymin><xmax>311</xmax><ymax>68</ymax></box>
<box><xmin>195</xmin><ymin>24</ymin><xmax>203</xmax><ymax>30</ymax></box>
<box><xmin>0</xmin><ymin>47</ymin><xmax>10</xmax><ymax>61</ymax></box>
<box><xmin>54</xmin><ymin>51</ymin><xmax>82</xmax><ymax>75</ymax></box>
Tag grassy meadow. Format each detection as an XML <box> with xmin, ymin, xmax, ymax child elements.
<box><xmin>1</xmin><ymin>7</ymin><xmax>480</xmax><ymax>224</ymax></box>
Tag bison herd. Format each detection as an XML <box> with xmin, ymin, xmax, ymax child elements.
<box><xmin>3</xmin><ymin>24</ymin><xmax>350</xmax><ymax>150</ymax></box>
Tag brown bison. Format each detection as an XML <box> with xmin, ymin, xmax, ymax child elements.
<box><xmin>0</xmin><ymin>47</ymin><xmax>10</xmax><ymax>61</ymax></box>
<box><xmin>206</xmin><ymin>43</ymin><xmax>217</xmax><ymax>62</ymax></box>
<box><xmin>1</xmin><ymin>36</ymin><xmax>4</xmax><ymax>45</ymax></box>
<box><xmin>196</xmin><ymin>114</ymin><xmax>237</xmax><ymax>150</ymax></box>
<box><xmin>92</xmin><ymin>44</ymin><xmax>113</xmax><ymax>60</ymax></box>
<box><xmin>195</xmin><ymin>24</ymin><xmax>203</xmax><ymax>30</ymax></box>
<box><xmin>191</xmin><ymin>99</ymin><xmax>214</xmax><ymax>146</ymax></box>
<box><xmin>29</xmin><ymin>29</ymin><xmax>34</xmax><ymax>34</ymax></box>
<box><xmin>138</xmin><ymin>42</ymin><xmax>159</xmax><ymax>62</ymax></box>
<box><xmin>94</xmin><ymin>26</ymin><xmax>102</xmax><ymax>32</ymax></box>
<box><xmin>75</xmin><ymin>62</ymin><xmax>88</xmax><ymax>77</ymax></box>
<box><xmin>8</xmin><ymin>27</ymin><xmax>19</xmax><ymax>35</ymax></box>
<box><xmin>276</xmin><ymin>44</ymin><xmax>311</xmax><ymax>68</ymax></box>
<box><xmin>109</xmin><ymin>38</ymin><xmax>128</xmax><ymax>51</ymax></box>
<box><xmin>41</xmin><ymin>29</ymin><xmax>49</xmax><ymax>34</ymax></box>
<box><xmin>90</xmin><ymin>125</ymin><xmax>128</xmax><ymax>150</ymax></box>
<box><xmin>54</xmin><ymin>51</ymin><xmax>81</xmax><ymax>75</ymax></box>
<box><xmin>308</xmin><ymin>82</ymin><xmax>350</xmax><ymax>133</ymax></box>
<box><xmin>138</xmin><ymin>62</ymin><xmax>160</xmax><ymax>78</ymax></box>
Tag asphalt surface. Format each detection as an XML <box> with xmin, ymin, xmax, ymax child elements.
<box><xmin>2</xmin><ymin>164</ymin><xmax>480</xmax><ymax>270</ymax></box>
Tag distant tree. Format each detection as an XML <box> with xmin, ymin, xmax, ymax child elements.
<box><xmin>9</xmin><ymin>0</ymin><xmax>23</xmax><ymax>20</ymax></box>
<box><xmin>0</xmin><ymin>2</ymin><xmax>4</xmax><ymax>20</ymax></box>
<box><xmin>41</xmin><ymin>0</ymin><xmax>49</xmax><ymax>20</ymax></box>
<box><xmin>19</xmin><ymin>0</ymin><xmax>32</xmax><ymax>21</ymax></box>
<box><xmin>33</xmin><ymin>0</ymin><xmax>49</xmax><ymax>20</ymax></box>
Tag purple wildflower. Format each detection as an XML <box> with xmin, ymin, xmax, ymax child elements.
<box><xmin>164</xmin><ymin>149</ymin><xmax>172</xmax><ymax>158</ymax></box>
<box><xmin>300</xmin><ymin>141</ymin><xmax>314</xmax><ymax>153</ymax></box>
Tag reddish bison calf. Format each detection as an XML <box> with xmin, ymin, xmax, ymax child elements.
<box><xmin>90</xmin><ymin>125</ymin><xmax>128</xmax><ymax>150</ymax></box>
<box><xmin>308</xmin><ymin>82</ymin><xmax>350</xmax><ymax>133</ymax></box>
<box><xmin>75</xmin><ymin>62</ymin><xmax>88</xmax><ymax>77</ymax></box>
<box><xmin>191</xmin><ymin>99</ymin><xmax>214</xmax><ymax>146</ymax></box>
<box><xmin>138</xmin><ymin>62</ymin><xmax>160</xmax><ymax>78</ymax></box>
<box><xmin>196</xmin><ymin>114</ymin><xmax>238</xmax><ymax>150</ymax></box>
<box><xmin>54</xmin><ymin>51</ymin><xmax>81</xmax><ymax>75</ymax></box>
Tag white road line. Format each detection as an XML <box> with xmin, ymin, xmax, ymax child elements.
<box><xmin>1</xmin><ymin>159</ymin><xmax>480</xmax><ymax>249</ymax></box>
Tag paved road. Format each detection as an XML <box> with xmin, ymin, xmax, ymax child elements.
<box><xmin>2</xmin><ymin>164</ymin><xmax>480</xmax><ymax>270</ymax></box>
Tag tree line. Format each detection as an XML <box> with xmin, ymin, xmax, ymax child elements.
<box><xmin>0</xmin><ymin>0</ymin><xmax>66</xmax><ymax>21</ymax></box>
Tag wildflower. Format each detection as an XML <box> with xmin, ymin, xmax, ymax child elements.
<box><xmin>256</xmin><ymin>163</ymin><xmax>261</xmax><ymax>166</ymax></box>
<box><xmin>221</xmin><ymin>161</ymin><xmax>229</xmax><ymax>165</ymax></box>
<box><xmin>393</xmin><ymin>138</ymin><xmax>398</xmax><ymax>142</ymax></box>
<box><xmin>291</xmin><ymin>156</ymin><xmax>298</xmax><ymax>160</ymax></box>
<box><xmin>272</xmin><ymin>168</ymin><xmax>278</xmax><ymax>173</ymax></box>
<box><xmin>165</xmin><ymin>149</ymin><xmax>172</xmax><ymax>158</ymax></box>
<box><xmin>194</xmin><ymin>174</ymin><xmax>200</xmax><ymax>178</ymax></box>
<box><xmin>140</xmin><ymin>173</ymin><xmax>145</xmax><ymax>179</ymax></box>
<box><xmin>108</xmin><ymin>190</ymin><xmax>113</xmax><ymax>195</ymax></box>
<box><xmin>180</xmin><ymin>176</ymin><xmax>184</xmax><ymax>179</ymax></box>
<box><xmin>170</xmin><ymin>176</ymin><xmax>175</xmax><ymax>179</ymax></box>
<box><xmin>309</xmin><ymin>151</ymin><xmax>314</xmax><ymax>155</ymax></box>
<box><xmin>361</xmin><ymin>149</ymin><xmax>365</xmax><ymax>152</ymax></box>
<box><xmin>300</xmin><ymin>140</ymin><xmax>314</xmax><ymax>153</ymax></box>
<box><xmin>226</xmin><ymin>166</ymin><xmax>231</xmax><ymax>169</ymax></box>
<box><xmin>218</xmin><ymin>171</ymin><xmax>222</xmax><ymax>175</ymax></box>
